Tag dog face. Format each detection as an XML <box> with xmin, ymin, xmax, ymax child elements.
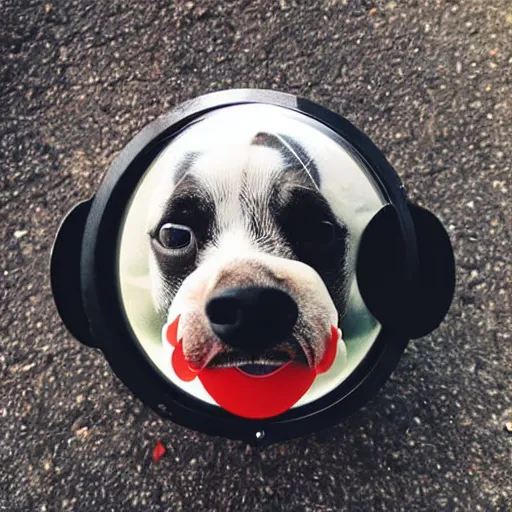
<box><xmin>147</xmin><ymin>132</ymin><xmax>349</xmax><ymax>375</ymax></box>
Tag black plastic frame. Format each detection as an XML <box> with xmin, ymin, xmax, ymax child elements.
<box><xmin>53</xmin><ymin>89</ymin><xmax>446</xmax><ymax>444</ymax></box>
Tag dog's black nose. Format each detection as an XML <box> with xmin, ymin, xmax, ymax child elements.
<box><xmin>205</xmin><ymin>286</ymin><xmax>298</xmax><ymax>352</ymax></box>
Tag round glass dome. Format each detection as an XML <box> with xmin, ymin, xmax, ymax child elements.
<box><xmin>117</xmin><ymin>103</ymin><xmax>388</xmax><ymax>414</ymax></box>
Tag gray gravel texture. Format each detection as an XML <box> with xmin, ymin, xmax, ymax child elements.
<box><xmin>1</xmin><ymin>0</ymin><xmax>511</xmax><ymax>510</ymax></box>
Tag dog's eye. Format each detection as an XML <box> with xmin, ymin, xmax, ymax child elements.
<box><xmin>302</xmin><ymin>220</ymin><xmax>336</xmax><ymax>247</ymax></box>
<box><xmin>315</xmin><ymin>221</ymin><xmax>335</xmax><ymax>245</ymax></box>
<box><xmin>157</xmin><ymin>223</ymin><xmax>193</xmax><ymax>249</ymax></box>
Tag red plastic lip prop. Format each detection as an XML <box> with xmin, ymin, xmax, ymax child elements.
<box><xmin>165</xmin><ymin>315</ymin><xmax>339</xmax><ymax>419</ymax></box>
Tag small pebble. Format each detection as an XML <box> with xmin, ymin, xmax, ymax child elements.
<box><xmin>75</xmin><ymin>427</ymin><xmax>89</xmax><ymax>439</ymax></box>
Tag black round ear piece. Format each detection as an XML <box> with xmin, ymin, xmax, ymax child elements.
<box><xmin>50</xmin><ymin>199</ymin><xmax>96</xmax><ymax>348</ymax></box>
<box><xmin>403</xmin><ymin>204</ymin><xmax>456</xmax><ymax>338</ymax></box>
<box><xmin>357</xmin><ymin>203</ymin><xmax>455</xmax><ymax>339</ymax></box>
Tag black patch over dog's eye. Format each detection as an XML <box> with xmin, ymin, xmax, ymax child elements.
<box><xmin>274</xmin><ymin>186</ymin><xmax>348</xmax><ymax>268</ymax></box>
<box><xmin>158</xmin><ymin>223</ymin><xmax>193</xmax><ymax>249</ymax></box>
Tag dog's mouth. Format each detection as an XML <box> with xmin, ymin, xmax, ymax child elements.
<box><xmin>238</xmin><ymin>363</ymin><xmax>287</xmax><ymax>376</ymax></box>
<box><xmin>163</xmin><ymin>314</ymin><xmax>341</xmax><ymax>419</ymax></box>
<box><xmin>207</xmin><ymin>338</ymin><xmax>307</xmax><ymax>376</ymax></box>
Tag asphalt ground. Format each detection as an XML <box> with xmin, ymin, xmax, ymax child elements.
<box><xmin>1</xmin><ymin>0</ymin><xmax>511</xmax><ymax>510</ymax></box>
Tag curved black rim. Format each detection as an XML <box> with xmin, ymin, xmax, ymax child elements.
<box><xmin>79</xmin><ymin>89</ymin><xmax>416</xmax><ymax>444</ymax></box>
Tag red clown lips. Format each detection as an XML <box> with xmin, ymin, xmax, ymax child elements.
<box><xmin>165</xmin><ymin>316</ymin><xmax>339</xmax><ymax>419</ymax></box>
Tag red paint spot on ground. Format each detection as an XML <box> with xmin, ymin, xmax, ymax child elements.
<box><xmin>152</xmin><ymin>440</ymin><xmax>166</xmax><ymax>463</ymax></box>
